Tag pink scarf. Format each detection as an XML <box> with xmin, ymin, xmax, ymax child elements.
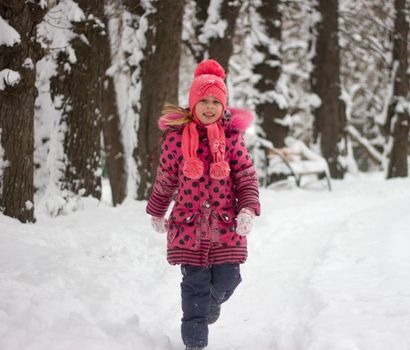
<box><xmin>181</xmin><ymin>119</ymin><xmax>230</xmax><ymax>180</ymax></box>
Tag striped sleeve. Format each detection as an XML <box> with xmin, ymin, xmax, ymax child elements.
<box><xmin>146</xmin><ymin>132</ymin><xmax>179</xmax><ymax>217</ymax></box>
<box><xmin>230</xmin><ymin>133</ymin><xmax>261</xmax><ymax>215</ymax></box>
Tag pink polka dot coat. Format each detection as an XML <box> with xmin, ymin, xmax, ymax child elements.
<box><xmin>146</xmin><ymin>108</ymin><xmax>261</xmax><ymax>266</ymax></box>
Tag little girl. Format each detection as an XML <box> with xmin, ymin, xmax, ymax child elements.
<box><xmin>146</xmin><ymin>59</ymin><xmax>260</xmax><ymax>350</ymax></box>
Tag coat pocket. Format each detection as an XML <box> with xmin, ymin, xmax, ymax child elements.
<box><xmin>213</xmin><ymin>208</ymin><xmax>239</xmax><ymax>245</ymax></box>
<box><xmin>167</xmin><ymin>209</ymin><xmax>198</xmax><ymax>250</ymax></box>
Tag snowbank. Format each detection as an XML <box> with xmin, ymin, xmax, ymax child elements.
<box><xmin>1</xmin><ymin>174</ymin><xmax>410</xmax><ymax>350</ymax></box>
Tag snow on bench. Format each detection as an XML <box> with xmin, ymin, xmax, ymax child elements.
<box><xmin>265</xmin><ymin>138</ymin><xmax>331</xmax><ymax>190</ymax></box>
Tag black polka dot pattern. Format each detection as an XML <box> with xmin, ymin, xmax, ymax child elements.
<box><xmin>151</xmin><ymin>126</ymin><xmax>257</xmax><ymax>254</ymax></box>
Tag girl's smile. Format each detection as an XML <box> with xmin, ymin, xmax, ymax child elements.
<box><xmin>195</xmin><ymin>96</ymin><xmax>224</xmax><ymax>124</ymax></box>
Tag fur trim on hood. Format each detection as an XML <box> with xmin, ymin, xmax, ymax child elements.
<box><xmin>225</xmin><ymin>107</ymin><xmax>254</xmax><ymax>133</ymax></box>
<box><xmin>158</xmin><ymin>107</ymin><xmax>254</xmax><ymax>133</ymax></box>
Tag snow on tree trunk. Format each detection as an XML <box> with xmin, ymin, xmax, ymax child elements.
<box><xmin>311</xmin><ymin>0</ymin><xmax>346</xmax><ymax>178</ymax></box>
<box><xmin>111</xmin><ymin>2</ymin><xmax>142</xmax><ymax>203</ymax></box>
<box><xmin>184</xmin><ymin>0</ymin><xmax>210</xmax><ymax>63</ymax></box>
<box><xmin>130</xmin><ymin>0</ymin><xmax>184</xmax><ymax>200</ymax></box>
<box><xmin>102</xmin><ymin>1</ymin><xmax>127</xmax><ymax>206</ymax></box>
<box><xmin>386</xmin><ymin>0</ymin><xmax>409</xmax><ymax>178</ymax></box>
<box><xmin>249</xmin><ymin>0</ymin><xmax>288</xmax><ymax>148</ymax></box>
<box><xmin>184</xmin><ymin>0</ymin><xmax>241</xmax><ymax>72</ymax></box>
<box><xmin>49</xmin><ymin>0</ymin><xmax>105</xmax><ymax>207</ymax></box>
<box><xmin>338</xmin><ymin>1</ymin><xmax>393</xmax><ymax>172</ymax></box>
<box><xmin>0</xmin><ymin>1</ymin><xmax>47</xmax><ymax>223</ymax></box>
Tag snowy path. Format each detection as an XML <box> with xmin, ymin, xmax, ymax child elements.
<box><xmin>211</xmin><ymin>179</ymin><xmax>410</xmax><ymax>350</ymax></box>
<box><xmin>1</xmin><ymin>175</ymin><xmax>410</xmax><ymax>350</ymax></box>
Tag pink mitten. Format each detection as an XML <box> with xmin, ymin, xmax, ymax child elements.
<box><xmin>236</xmin><ymin>208</ymin><xmax>255</xmax><ymax>236</ymax></box>
<box><xmin>151</xmin><ymin>216</ymin><xmax>167</xmax><ymax>233</ymax></box>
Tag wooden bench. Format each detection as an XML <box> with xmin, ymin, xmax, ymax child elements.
<box><xmin>264</xmin><ymin>140</ymin><xmax>332</xmax><ymax>191</ymax></box>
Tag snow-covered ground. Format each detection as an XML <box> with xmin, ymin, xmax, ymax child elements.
<box><xmin>1</xmin><ymin>173</ymin><xmax>410</xmax><ymax>350</ymax></box>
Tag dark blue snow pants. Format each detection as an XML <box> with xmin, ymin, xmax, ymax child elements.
<box><xmin>180</xmin><ymin>263</ymin><xmax>242</xmax><ymax>348</ymax></box>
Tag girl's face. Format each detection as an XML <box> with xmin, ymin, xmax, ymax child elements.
<box><xmin>194</xmin><ymin>96</ymin><xmax>224</xmax><ymax>125</ymax></box>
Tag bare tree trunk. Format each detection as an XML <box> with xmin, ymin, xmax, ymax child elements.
<box><xmin>0</xmin><ymin>1</ymin><xmax>46</xmax><ymax>223</ymax></box>
<box><xmin>386</xmin><ymin>0</ymin><xmax>409</xmax><ymax>178</ymax></box>
<box><xmin>251</xmin><ymin>0</ymin><xmax>288</xmax><ymax>148</ymax></box>
<box><xmin>134</xmin><ymin>0</ymin><xmax>184</xmax><ymax>200</ymax></box>
<box><xmin>311</xmin><ymin>0</ymin><xmax>346</xmax><ymax>178</ymax></box>
<box><xmin>101</xmin><ymin>1</ymin><xmax>127</xmax><ymax>206</ymax></box>
<box><xmin>102</xmin><ymin>75</ymin><xmax>127</xmax><ymax>205</ymax></box>
<box><xmin>50</xmin><ymin>0</ymin><xmax>105</xmax><ymax>201</ymax></box>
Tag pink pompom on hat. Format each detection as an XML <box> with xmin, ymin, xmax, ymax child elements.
<box><xmin>182</xmin><ymin>59</ymin><xmax>230</xmax><ymax>180</ymax></box>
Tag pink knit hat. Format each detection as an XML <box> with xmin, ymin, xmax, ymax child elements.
<box><xmin>189</xmin><ymin>59</ymin><xmax>227</xmax><ymax>112</ymax></box>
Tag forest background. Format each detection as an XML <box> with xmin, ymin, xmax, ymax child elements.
<box><xmin>0</xmin><ymin>0</ymin><xmax>409</xmax><ymax>223</ymax></box>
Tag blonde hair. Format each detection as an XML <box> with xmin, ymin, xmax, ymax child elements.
<box><xmin>161</xmin><ymin>103</ymin><xmax>193</xmax><ymax>126</ymax></box>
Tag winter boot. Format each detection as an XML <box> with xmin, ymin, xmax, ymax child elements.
<box><xmin>207</xmin><ymin>300</ymin><xmax>221</xmax><ymax>324</ymax></box>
